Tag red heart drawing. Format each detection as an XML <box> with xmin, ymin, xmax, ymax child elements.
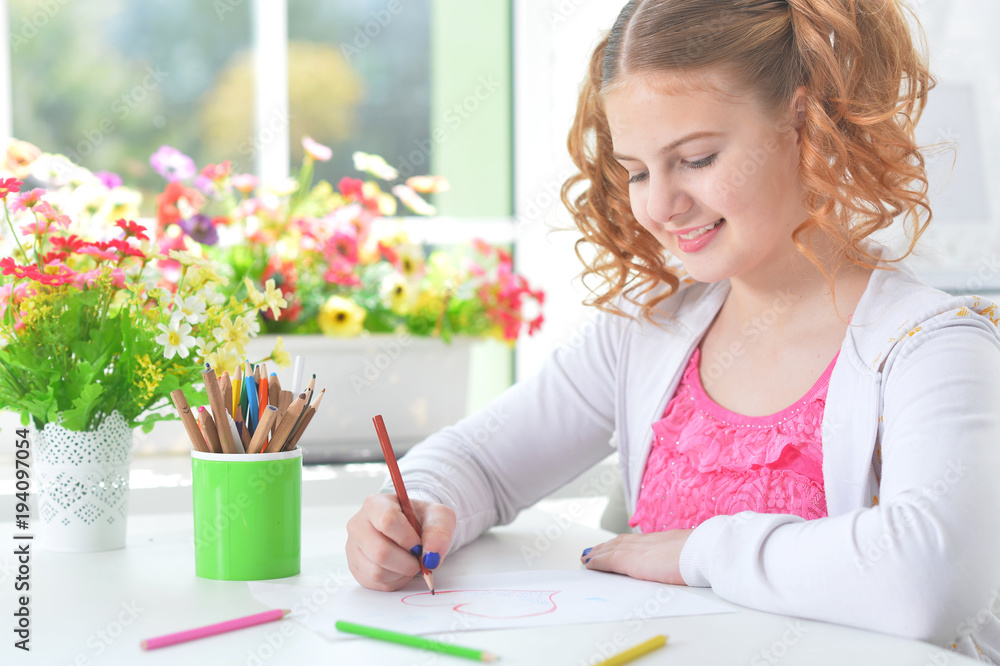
<box><xmin>401</xmin><ymin>589</ymin><xmax>561</xmax><ymax>619</ymax></box>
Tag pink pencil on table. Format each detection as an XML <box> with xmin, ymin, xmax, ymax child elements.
<box><xmin>140</xmin><ymin>609</ymin><xmax>291</xmax><ymax>650</ymax></box>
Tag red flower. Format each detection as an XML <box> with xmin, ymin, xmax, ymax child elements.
<box><xmin>50</xmin><ymin>235</ymin><xmax>86</xmax><ymax>253</ymax></box>
<box><xmin>377</xmin><ymin>241</ymin><xmax>398</xmax><ymax>265</ymax></box>
<box><xmin>0</xmin><ymin>177</ymin><xmax>23</xmax><ymax>201</ymax></box>
<box><xmin>106</xmin><ymin>238</ymin><xmax>146</xmax><ymax>259</ymax></box>
<box><xmin>338</xmin><ymin>177</ymin><xmax>365</xmax><ymax>200</ymax></box>
<box><xmin>200</xmin><ymin>161</ymin><xmax>232</xmax><ymax>181</ymax></box>
<box><xmin>115</xmin><ymin>218</ymin><xmax>150</xmax><ymax>241</ymax></box>
<box><xmin>156</xmin><ymin>181</ymin><xmax>204</xmax><ymax>230</ymax></box>
<box><xmin>79</xmin><ymin>244</ymin><xmax>119</xmax><ymax>262</ymax></box>
<box><xmin>0</xmin><ymin>257</ymin><xmax>34</xmax><ymax>279</ymax></box>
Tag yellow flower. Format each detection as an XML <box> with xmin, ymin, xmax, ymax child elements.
<box><xmin>260</xmin><ymin>279</ymin><xmax>287</xmax><ymax>319</ymax></box>
<box><xmin>379</xmin><ymin>273</ymin><xmax>414</xmax><ymax>315</ymax></box>
<box><xmin>204</xmin><ymin>346</ymin><xmax>241</xmax><ymax>376</ymax></box>
<box><xmin>270</xmin><ymin>336</ymin><xmax>291</xmax><ymax>367</ymax></box>
<box><xmin>318</xmin><ymin>296</ymin><xmax>366</xmax><ymax>337</ymax></box>
<box><xmin>134</xmin><ymin>354</ymin><xmax>164</xmax><ymax>403</ymax></box>
<box><xmin>396</xmin><ymin>244</ymin><xmax>425</xmax><ymax>279</ymax></box>
<box><xmin>214</xmin><ymin>315</ymin><xmax>250</xmax><ymax>355</ymax></box>
<box><xmin>244</xmin><ymin>277</ymin><xmax>266</xmax><ymax>309</ymax></box>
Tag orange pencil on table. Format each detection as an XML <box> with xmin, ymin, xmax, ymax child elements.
<box><xmin>372</xmin><ymin>414</ymin><xmax>434</xmax><ymax>594</ymax></box>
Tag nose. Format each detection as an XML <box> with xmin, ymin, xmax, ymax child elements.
<box><xmin>644</xmin><ymin>172</ymin><xmax>691</xmax><ymax>226</ymax></box>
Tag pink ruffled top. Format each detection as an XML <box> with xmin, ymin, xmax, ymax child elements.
<box><xmin>629</xmin><ymin>347</ymin><xmax>835</xmax><ymax>533</ymax></box>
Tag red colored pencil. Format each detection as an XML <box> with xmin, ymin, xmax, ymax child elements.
<box><xmin>140</xmin><ymin>609</ymin><xmax>290</xmax><ymax>650</ymax></box>
<box><xmin>372</xmin><ymin>414</ymin><xmax>434</xmax><ymax>594</ymax></box>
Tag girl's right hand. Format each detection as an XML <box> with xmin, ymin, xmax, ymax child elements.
<box><xmin>346</xmin><ymin>493</ymin><xmax>457</xmax><ymax>591</ymax></box>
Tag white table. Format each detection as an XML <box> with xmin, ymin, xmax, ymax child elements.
<box><xmin>0</xmin><ymin>505</ymin><xmax>976</xmax><ymax>665</ymax></box>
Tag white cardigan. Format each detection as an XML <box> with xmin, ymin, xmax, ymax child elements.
<box><xmin>392</xmin><ymin>252</ymin><xmax>1000</xmax><ymax>660</ymax></box>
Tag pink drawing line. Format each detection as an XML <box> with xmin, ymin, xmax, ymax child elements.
<box><xmin>400</xmin><ymin>589</ymin><xmax>561</xmax><ymax>619</ymax></box>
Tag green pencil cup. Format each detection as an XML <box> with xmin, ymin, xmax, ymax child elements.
<box><xmin>191</xmin><ymin>449</ymin><xmax>302</xmax><ymax>581</ymax></box>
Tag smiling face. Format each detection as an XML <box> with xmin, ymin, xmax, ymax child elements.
<box><xmin>604</xmin><ymin>69</ymin><xmax>808</xmax><ymax>285</ymax></box>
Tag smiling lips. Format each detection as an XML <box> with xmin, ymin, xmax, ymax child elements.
<box><xmin>671</xmin><ymin>218</ymin><xmax>725</xmax><ymax>253</ymax></box>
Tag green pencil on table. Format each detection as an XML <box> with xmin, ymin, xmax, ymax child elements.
<box><xmin>335</xmin><ymin>620</ymin><xmax>499</xmax><ymax>662</ymax></box>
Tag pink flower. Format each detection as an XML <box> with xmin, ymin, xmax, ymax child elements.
<box><xmin>326</xmin><ymin>229</ymin><xmax>359</xmax><ymax>263</ymax></box>
<box><xmin>323</xmin><ymin>258</ymin><xmax>360</xmax><ymax>286</ymax></box>
<box><xmin>231</xmin><ymin>174</ymin><xmax>258</xmax><ymax>194</ymax></box>
<box><xmin>115</xmin><ymin>218</ymin><xmax>150</xmax><ymax>242</ymax></box>
<box><xmin>302</xmin><ymin>136</ymin><xmax>332</xmax><ymax>162</ymax></box>
<box><xmin>12</xmin><ymin>188</ymin><xmax>44</xmax><ymax>211</ymax></box>
<box><xmin>33</xmin><ymin>202</ymin><xmax>71</xmax><ymax>228</ymax></box>
<box><xmin>79</xmin><ymin>244</ymin><xmax>119</xmax><ymax>262</ymax></box>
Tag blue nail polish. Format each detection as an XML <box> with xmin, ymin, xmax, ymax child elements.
<box><xmin>582</xmin><ymin>547</ymin><xmax>593</xmax><ymax>557</ymax></box>
<box><xmin>584</xmin><ymin>558</ymin><xmax>591</xmax><ymax>564</ymax></box>
<box><xmin>410</xmin><ymin>544</ymin><xmax>423</xmax><ymax>556</ymax></box>
<box><xmin>423</xmin><ymin>551</ymin><xmax>441</xmax><ymax>570</ymax></box>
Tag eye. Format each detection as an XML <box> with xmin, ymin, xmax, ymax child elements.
<box><xmin>681</xmin><ymin>154</ymin><xmax>718</xmax><ymax>170</ymax></box>
<box><xmin>627</xmin><ymin>171</ymin><xmax>648</xmax><ymax>184</ymax></box>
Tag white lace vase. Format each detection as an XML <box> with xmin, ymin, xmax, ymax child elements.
<box><xmin>34</xmin><ymin>411</ymin><xmax>133</xmax><ymax>552</ymax></box>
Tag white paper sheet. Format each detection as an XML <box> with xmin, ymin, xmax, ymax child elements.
<box><xmin>249</xmin><ymin>569</ymin><xmax>734</xmax><ymax>640</ymax></box>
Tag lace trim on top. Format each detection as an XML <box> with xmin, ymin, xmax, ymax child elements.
<box><xmin>629</xmin><ymin>347</ymin><xmax>836</xmax><ymax>532</ymax></box>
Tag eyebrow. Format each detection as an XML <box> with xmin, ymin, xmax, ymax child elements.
<box><xmin>612</xmin><ymin>131</ymin><xmax>725</xmax><ymax>161</ymax></box>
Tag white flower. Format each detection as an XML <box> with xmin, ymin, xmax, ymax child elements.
<box><xmin>202</xmin><ymin>285</ymin><xmax>227</xmax><ymax>307</ymax></box>
<box><xmin>173</xmin><ymin>294</ymin><xmax>207</xmax><ymax>325</ymax></box>
<box><xmin>353</xmin><ymin>151</ymin><xmax>398</xmax><ymax>181</ymax></box>
<box><xmin>155</xmin><ymin>316</ymin><xmax>196</xmax><ymax>360</ymax></box>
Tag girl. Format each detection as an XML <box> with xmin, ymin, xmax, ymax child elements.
<box><xmin>346</xmin><ymin>0</ymin><xmax>1000</xmax><ymax>659</ymax></box>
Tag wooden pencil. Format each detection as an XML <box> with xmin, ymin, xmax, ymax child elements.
<box><xmin>372</xmin><ymin>414</ymin><xmax>434</xmax><ymax>594</ymax></box>
<box><xmin>202</xmin><ymin>367</ymin><xmax>236</xmax><ymax>454</ymax></box>
<box><xmin>267</xmin><ymin>373</ymin><xmax>280</xmax><ymax>407</ymax></box>
<box><xmin>232</xmin><ymin>407</ymin><xmax>251</xmax><ymax>450</ymax></box>
<box><xmin>169</xmin><ymin>389</ymin><xmax>209</xmax><ymax>452</ymax></box>
<box><xmin>265</xmin><ymin>392</ymin><xmax>307</xmax><ymax>453</ymax></box>
<box><xmin>197</xmin><ymin>406</ymin><xmax>222</xmax><ymax>453</ymax></box>
<box><xmin>284</xmin><ymin>389</ymin><xmax>324</xmax><ymax>451</ymax></box>
<box><xmin>248</xmin><ymin>405</ymin><xmax>278</xmax><ymax>454</ymax></box>
<box><xmin>220</xmin><ymin>372</ymin><xmax>233</xmax><ymax>422</ymax></box>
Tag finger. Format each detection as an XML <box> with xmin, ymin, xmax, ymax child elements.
<box><xmin>347</xmin><ymin>539</ymin><xmax>414</xmax><ymax>592</ymax></box>
<box><xmin>354</xmin><ymin>518</ymin><xmax>423</xmax><ymax>579</ymax></box>
<box><xmin>413</xmin><ymin>500</ymin><xmax>456</xmax><ymax>570</ymax></box>
<box><xmin>367</xmin><ymin>494</ymin><xmax>424</xmax><ymax>552</ymax></box>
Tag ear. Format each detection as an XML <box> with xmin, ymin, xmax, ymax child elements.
<box><xmin>791</xmin><ymin>86</ymin><xmax>807</xmax><ymax>142</ymax></box>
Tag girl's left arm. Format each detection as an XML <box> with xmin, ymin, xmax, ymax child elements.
<box><xmin>593</xmin><ymin>316</ymin><xmax>1000</xmax><ymax>646</ymax></box>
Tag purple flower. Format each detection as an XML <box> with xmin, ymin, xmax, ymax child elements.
<box><xmin>178</xmin><ymin>214</ymin><xmax>219</xmax><ymax>246</ymax></box>
<box><xmin>150</xmin><ymin>145</ymin><xmax>196</xmax><ymax>182</ymax></box>
<box><xmin>94</xmin><ymin>171</ymin><xmax>122</xmax><ymax>189</ymax></box>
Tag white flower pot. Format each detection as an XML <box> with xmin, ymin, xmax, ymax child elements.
<box><xmin>243</xmin><ymin>333</ymin><xmax>474</xmax><ymax>463</ymax></box>
<box><xmin>34</xmin><ymin>411</ymin><xmax>133</xmax><ymax>552</ymax></box>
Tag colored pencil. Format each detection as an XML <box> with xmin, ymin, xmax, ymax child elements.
<box><xmin>141</xmin><ymin>609</ymin><xmax>291</xmax><ymax>650</ymax></box>
<box><xmin>169</xmin><ymin>389</ymin><xmax>208</xmax><ymax>453</ymax></box>
<box><xmin>220</xmin><ymin>372</ymin><xmax>233</xmax><ymax>423</ymax></box>
<box><xmin>226</xmin><ymin>412</ymin><xmax>246</xmax><ymax>454</ymax></box>
<box><xmin>267</xmin><ymin>373</ymin><xmax>280</xmax><ymax>407</ymax></box>
<box><xmin>197</xmin><ymin>406</ymin><xmax>222</xmax><ymax>454</ymax></box>
<box><xmin>284</xmin><ymin>389</ymin><xmax>324</xmax><ymax>451</ymax></box>
<box><xmin>593</xmin><ymin>635</ymin><xmax>668</xmax><ymax>666</ymax></box>
<box><xmin>265</xmin><ymin>392</ymin><xmax>307</xmax><ymax>453</ymax></box>
<box><xmin>248</xmin><ymin>405</ymin><xmax>278</xmax><ymax>454</ymax></box>
<box><xmin>244</xmin><ymin>374</ymin><xmax>260</xmax><ymax>432</ymax></box>
<box><xmin>258</xmin><ymin>370</ymin><xmax>269</xmax><ymax>428</ymax></box>
<box><xmin>372</xmin><ymin>414</ymin><xmax>434</xmax><ymax>594</ymax></box>
<box><xmin>335</xmin><ymin>621</ymin><xmax>498</xmax><ymax>661</ymax></box>
<box><xmin>291</xmin><ymin>355</ymin><xmax>304</xmax><ymax>395</ymax></box>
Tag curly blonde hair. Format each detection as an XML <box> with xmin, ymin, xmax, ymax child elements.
<box><xmin>562</xmin><ymin>0</ymin><xmax>936</xmax><ymax>320</ymax></box>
